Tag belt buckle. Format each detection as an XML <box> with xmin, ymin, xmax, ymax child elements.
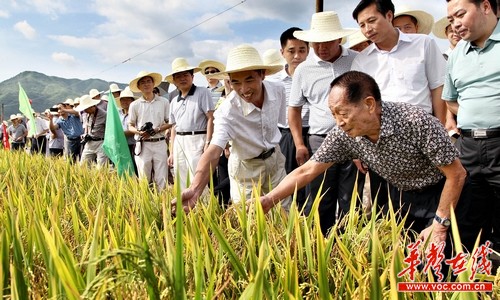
<box><xmin>472</xmin><ymin>129</ymin><xmax>487</xmax><ymax>139</ymax></box>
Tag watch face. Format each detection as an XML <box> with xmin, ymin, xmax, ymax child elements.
<box><xmin>443</xmin><ymin>219</ymin><xmax>451</xmax><ymax>227</ymax></box>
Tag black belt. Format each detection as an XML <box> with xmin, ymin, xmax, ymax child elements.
<box><xmin>143</xmin><ymin>137</ymin><xmax>166</xmax><ymax>142</ymax></box>
<box><xmin>308</xmin><ymin>133</ymin><xmax>327</xmax><ymax>138</ymax></box>
<box><xmin>253</xmin><ymin>148</ymin><xmax>275</xmax><ymax>160</ymax></box>
<box><xmin>90</xmin><ymin>137</ymin><xmax>104</xmax><ymax>141</ymax></box>
<box><xmin>176</xmin><ymin>130</ymin><xmax>207</xmax><ymax>136</ymax></box>
<box><xmin>67</xmin><ymin>137</ymin><xmax>80</xmax><ymax>141</ymax></box>
<box><xmin>461</xmin><ymin>128</ymin><xmax>500</xmax><ymax>139</ymax></box>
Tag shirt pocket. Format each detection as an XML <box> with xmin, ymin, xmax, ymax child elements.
<box><xmin>402</xmin><ymin>58</ymin><xmax>426</xmax><ymax>90</ymax></box>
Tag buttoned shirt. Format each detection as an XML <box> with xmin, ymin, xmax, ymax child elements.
<box><xmin>8</xmin><ymin>124</ymin><xmax>27</xmax><ymax>142</ymax></box>
<box><xmin>266</xmin><ymin>66</ymin><xmax>310</xmax><ymax>128</ymax></box>
<box><xmin>56</xmin><ymin>114</ymin><xmax>84</xmax><ymax>139</ymax></box>
<box><xmin>27</xmin><ymin>117</ymin><xmax>48</xmax><ymax>136</ymax></box>
<box><xmin>311</xmin><ymin>102</ymin><xmax>458</xmax><ymax>191</ymax></box>
<box><xmin>289</xmin><ymin>46</ymin><xmax>357</xmax><ymax>134</ymax></box>
<box><xmin>442</xmin><ymin>21</ymin><xmax>500</xmax><ymax>129</ymax></box>
<box><xmin>129</xmin><ymin>95</ymin><xmax>170</xmax><ymax>139</ymax></box>
<box><xmin>351</xmin><ymin>31</ymin><xmax>446</xmax><ymax>114</ymax></box>
<box><xmin>169</xmin><ymin>85</ymin><xmax>214</xmax><ymax>132</ymax></box>
<box><xmin>211</xmin><ymin>81</ymin><xmax>286</xmax><ymax>160</ymax></box>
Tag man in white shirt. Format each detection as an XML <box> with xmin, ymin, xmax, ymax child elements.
<box><xmin>176</xmin><ymin>44</ymin><xmax>289</xmax><ymax>211</ymax></box>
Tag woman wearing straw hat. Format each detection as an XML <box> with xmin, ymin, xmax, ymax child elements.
<box><xmin>7</xmin><ymin>114</ymin><xmax>28</xmax><ymax>151</ymax></box>
<box><xmin>174</xmin><ymin>44</ymin><xmax>290</xmax><ymax>213</ymax></box>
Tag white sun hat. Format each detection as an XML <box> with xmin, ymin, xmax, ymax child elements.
<box><xmin>9</xmin><ymin>114</ymin><xmax>19</xmax><ymax>121</ymax></box>
<box><xmin>432</xmin><ymin>16</ymin><xmax>451</xmax><ymax>39</ymax></box>
<box><xmin>89</xmin><ymin>88</ymin><xmax>102</xmax><ymax>99</ymax></box>
<box><xmin>198</xmin><ymin>59</ymin><xmax>226</xmax><ymax>75</ymax></box>
<box><xmin>394</xmin><ymin>5</ymin><xmax>434</xmax><ymax>35</ymax></box>
<box><xmin>129</xmin><ymin>71</ymin><xmax>163</xmax><ymax>93</ymax></box>
<box><xmin>164</xmin><ymin>58</ymin><xmax>201</xmax><ymax>84</ymax></box>
<box><xmin>348</xmin><ymin>30</ymin><xmax>369</xmax><ymax>49</ymax></box>
<box><xmin>262</xmin><ymin>49</ymin><xmax>286</xmax><ymax>66</ymax></box>
<box><xmin>217</xmin><ymin>44</ymin><xmax>283</xmax><ymax>77</ymax></box>
<box><xmin>74</xmin><ymin>94</ymin><xmax>101</xmax><ymax>112</ymax></box>
<box><xmin>294</xmin><ymin>11</ymin><xmax>357</xmax><ymax>43</ymax></box>
<box><xmin>109</xmin><ymin>83</ymin><xmax>122</xmax><ymax>93</ymax></box>
<box><xmin>63</xmin><ymin>98</ymin><xmax>74</xmax><ymax>106</ymax></box>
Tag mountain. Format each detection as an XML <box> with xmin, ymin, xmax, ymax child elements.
<box><xmin>0</xmin><ymin>71</ymin><xmax>127</xmax><ymax>120</ymax></box>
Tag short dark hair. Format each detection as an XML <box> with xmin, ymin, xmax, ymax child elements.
<box><xmin>353</xmin><ymin>0</ymin><xmax>395</xmax><ymax>21</ymax></box>
<box><xmin>280</xmin><ymin>27</ymin><xmax>309</xmax><ymax>48</ymax></box>
<box><xmin>330</xmin><ymin>71</ymin><xmax>382</xmax><ymax>103</ymax></box>
<box><xmin>446</xmin><ymin>0</ymin><xmax>497</xmax><ymax>12</ymax></box>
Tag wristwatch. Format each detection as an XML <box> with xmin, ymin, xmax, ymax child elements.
<box><xmin>434</xmin><ymin>214</ymin><xmax>451</xmax><ymax>227</ymax></box>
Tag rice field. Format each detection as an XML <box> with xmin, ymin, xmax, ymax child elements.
<box><xmin>0</xmin><ymin>150</ymin><xmax>498</xmax><ymax>299</ymax></box>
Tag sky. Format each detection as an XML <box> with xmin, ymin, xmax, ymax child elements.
<box><xmin>0</xmin><ymin>0</ymin><xmax>451</xmax><ymax>89</ymax></box>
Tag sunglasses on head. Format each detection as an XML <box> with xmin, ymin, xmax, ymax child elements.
<box><xmin>204</xmin><ymin>69</ymin><xmax>220</xmax><ymax>75</ymax></box>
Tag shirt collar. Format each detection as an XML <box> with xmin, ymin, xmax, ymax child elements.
<box><xmin>176</xmin><ymin>84</ymin><xmax>197</xmax><ymax>101</ymax></box>
<box><xmin>238</xmin><ymin>81</ymin><xmax>275</xmax><ymax>116</ymax></box>
<box><xmin>277</xmin><ymin>66</ymin><xmax>291</xmax><ymax>81</ymax></box>
<box><xmin>367</xmin><ymin>29</ymin><xmax>410</xmax><ymax>54</ymax></box>
<box><xmin>465</xmin><ymin>19</ymin><xmax>500</xmax><ymax>53</ymax></box>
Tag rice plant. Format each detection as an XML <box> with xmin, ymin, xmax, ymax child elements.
<box><xmin>0</xmin><ymin>150</ymin><xmax>498</xmax><ymax>299</ymax></box>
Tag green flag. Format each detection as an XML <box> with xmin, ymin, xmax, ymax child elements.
<box><xmin>18</xmin><ymin>83</ymin><xmax>36</xmax><ymax>136</ymax></box>
<box><xmin>102</xmin><ymin>91</ymin><xmax>135</xmax><ymax>177</ymax></box>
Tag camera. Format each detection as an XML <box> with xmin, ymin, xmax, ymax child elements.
<box><xmin>80</xmin><ymin>134</ymin><xmax>93</xmax><ymax>145</ymax></box>
<box><xmin>139</xmin><ymin>122</ymin><xmax>156</xmax><ymax>136</ymax></box>
<box><xmin>49</xmin><ymin>107</ymin><xmax>59</xmax><ymax>112</ymax></box>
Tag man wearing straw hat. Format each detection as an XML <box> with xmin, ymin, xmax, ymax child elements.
<box><xmin>288</xmin><ymin>11</ymin><xmax>359</xmax><ymax>234</ymax></box>
<box><xmin>7</xmin><ymin>114</ymin><xmax>28</xmax><ymax>151</ymax></box>
<box><xmin>175</xmin><ymin>44</ymin><xmax>289</xmax><ymax>211</ymax></box>
<box><xmin>48</xmin><ymin>102</ymin><xmax>84</xmax><ymax>162</ymax></box>
<box><xmin>74</xmin><ymin>94</ymin><xmax>108</xmax><ymax>167</ymax></box>
<box><xmin>165</xmin><ymin>58</ymin><xmax>214</xmax><ymax>191</ymax></box>
<box><xmin>128</xmin><ymin>71</ymin><xmax>171</xmax><ymax>190</ymax></box>
<box><xmin>392</xmin><ymin>5</ymin><xmax>434</xmax><ymax>35</ymax></box>
<box><xmin>198</xmin><ymin>59</ymin><xmax>226</xmax><ymax>107</ymax></box>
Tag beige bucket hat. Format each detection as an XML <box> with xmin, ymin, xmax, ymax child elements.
<box><xmin>109</xmin><ymin>83</ymin><xmax>122</xmax><ymax>93</ymax></box>
<box><xmin>198</xmin><ymin>59</ymin><xmax>226</xmax><ymax>75</ymax></box>
<box><xmin>394</xmin><ymin>5</ymin><xmax>434</xmax><ymax>35</ymax></box>
<box><xmin>216</xmin><ymin>44</ymin><xmax>283</xmax><ymax>77</ymax></box>
<box><xmin>74</xmin><ymin>94</ymin><xmax>101</xmax><ymax>112</ymax></box>
<box><xmin>262</xmin><ymin>49</ymin><xmax>286</xmax><ymax>66</ymax></box>
<box><xmin>164</xmin><ymin>58</ymin><xmax>201</xmax><ymax>84</ymax></box>
<box><xmin>432</xmin><ymin>17</ymin><xmax>451</xmax><ymax>39</ymax></box>
<box><xmin>294</xmin><ymin>11</ymin><xmax>357</xmax><ymax>43</ymax></box>
<box><xmin>129</xmin><ymin>71</ymin><xmax>163</xmax><ymax>93</ymax></box>
<box><xmin>348</xmin><ymin>30</ymin><xmax>369</xmax><ymax>49</ymax></box>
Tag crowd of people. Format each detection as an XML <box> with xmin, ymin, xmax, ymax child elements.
<box><xmin>1</xmin><ymin>0</ymin><xmax>500</xmax><ymax>266</ymax></box>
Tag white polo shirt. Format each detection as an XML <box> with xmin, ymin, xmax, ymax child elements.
<box><xmin>211</xmin><ymin>81</ymin><xmax>286</xmax><ymax>160</ymax></box>
<box><xmin>351</xmin><ymin>31</ymin><xmax>446</xmax><ymax>113</ymax></box>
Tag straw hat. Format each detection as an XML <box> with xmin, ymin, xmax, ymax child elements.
<box><xmin>198</xmin><ymin>59</ymin><xmax>226</xmax><ymax>75</ymax></box>
<box><xmin>119</xmin><ymin>87</ymin><xmax>137</xmax><ymax>100</ymax></box>
<box><xmin>294</xmin><ymin>11</ymin><xmax>357</xmax><ymax>43</ymax></box>
<box><xmin>129</xmin><ymin>71</ymin><xmax>163</xmax><ymax>93</ymax></box>
<box><xmin>432</xmin><ymin>17</ymin><xmax>451</xmax><ymax>39</ymax></box>
<box><xmin>216</xmin><ymin>44</ymin><xmax>283</xmax><ymax>77</ymax></box>
<box><xmin>74</xmin><ymin>97</ymin><xmax>80</xmax><ymax>105</ymax></box>
<box><xmin>9</xmin><ymin>114</ymin><xmax>19</xmax><ymax>121</ymax></box>
<box><xmin>164</xmin><ymin>58</ymin><xmax>201</xmax><ymax>84</ymax></box>
<box><xmin>89</xmin><ymin>88</ymin><xmax>102</xmax><ymax>99</ymax></box>
<box><xmin>394</xmin><ymin>5</ymin><xmax>434</xmax><ymax>35</ymax></box>
<box><xmin>63</xmin><ymin>98</ymin><xmax>74</xmax><ymax>106</ymax></box>
<box><xmin>74</xmin><ymin>94</ymin><xmax>101</xmax><ymax>112</ymax></box>
<box><xmin>262</xmin><ymin>49</ymin><xmax>286</xmax><ymax>66</ymax></box>
<box><xmin>348</xmin><ymin>30</ymin><xmax>369</xmax><ymax>48</ymax></box>
<box><xmin>109</xmin><ymin>83</ymin><xmax>122</xmax><ymax>93</ymax></box>
<box><xmin>16</xmin><ymin>113</ymin><xmax>24</xmax><ymax>119</ymax></box>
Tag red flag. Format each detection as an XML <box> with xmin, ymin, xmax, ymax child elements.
<box><xmin>2</xmin><ymin>123</ymin><xmax>10</xmax><ymax>150</ymax></box>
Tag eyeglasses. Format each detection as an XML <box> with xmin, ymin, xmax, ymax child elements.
<box><xmin>204</xmin><ymin>69</ymin><xmax>220</xmax><ymax>75</ymax></box>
